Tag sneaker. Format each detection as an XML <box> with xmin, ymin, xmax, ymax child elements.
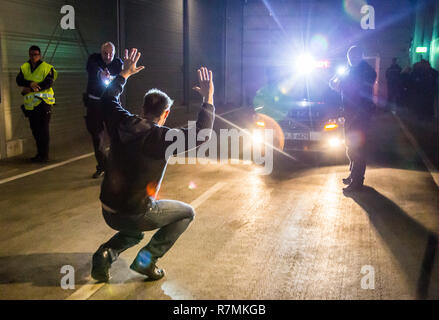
<box><xmin>91</xmin><ymin>247</ymin><xmax>114</xmax><ymax>282</ymax></box>
<box><xmin>130</xmin><ymin>251</ymin><xmax>165</xmax><ymax>281</ymax></box>
<box><xmin>92</xmin><ymin>169</ymin><xmax>104</xmax><ymax>179</ymax></box>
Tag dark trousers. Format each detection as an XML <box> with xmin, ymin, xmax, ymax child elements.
<box><xmin>345</xmin><ymin>116</ymin><xmax>369</xmax><ymax>184</ymax></box>
<box><xmin>84</xmin><ymin>98</ymin><xmax>108</xmax><ymax>171</ymax></box>
<box><xmin>28</xmin><ymin>102</ymin><xmax>51</xmax><ymax>159</ymax></box>
<box><xmin>96</xmin><ymin>199</ymin><xmax>195</xmax><ymax>265</ymax></box>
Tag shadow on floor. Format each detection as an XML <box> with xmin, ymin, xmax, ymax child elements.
<box><xmin>0</xmin><ymin>252</ymin><xmax>92</xmax><ymax>287</ymax></box>
<box><xmin>347</xmin><ymin>186</ymin><xmax>438</xmax><ymax>300</ymax></box>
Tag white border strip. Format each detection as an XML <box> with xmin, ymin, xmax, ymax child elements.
<box><xmin>0</xmin><ymin>152</ymin><xmax>94</xmax><ymax>185</ymax></box>
<box><xmin>66</xmin><ymin>181</ymin><xmax>226</xmax><ymax>300</ymax></box>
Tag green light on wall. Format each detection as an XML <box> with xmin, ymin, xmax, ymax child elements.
<box><xmin>416</xmin><ymin>46</ymin><xmax>428</xmax><ymax>53</ymax></box>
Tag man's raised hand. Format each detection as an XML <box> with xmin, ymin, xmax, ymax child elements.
<box><xmin>120</xmin><ymin>48</ymin><xmax>145</xmax><ymax>80</ymax></box>
<box><xmin>192</xmin><ymin>67</ymin><xmax>214</xmax><ymax>105</ymax></box>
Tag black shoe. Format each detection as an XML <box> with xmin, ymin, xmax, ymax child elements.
<box><xmin>91</xmin><ymin>247</ymin><xmax>114</xmax><ymax>282</ymax></box>
<box><xmin>343</xmin><ymin>182</ymin><xmax>364</xmax><ymax>193</ymax></box>
<box><xmin>342</xmin><ymin>176</ymin><xmax>352</xmax><ymax>185</ymax></box>
<box><xmin>30</xmin><ymin>155</ymin><xmax>49</xmax><ymax>163</ymax></box>
<box><xmin>92</xmin><ymin>170</ymin><xmax>104</xmax><ymax>179</ymax></box>
<box><xmin>130</xmin><ymin>254</ymin><xmax>165</xmax><ymax>281</ymax></box>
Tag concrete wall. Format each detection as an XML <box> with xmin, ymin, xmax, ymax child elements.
<box><xmin>0</xmin><ymin>0</ymin><xmax>117</xmax><ymax>159</ymax></box>
<box><xmin>117</xmin><ymin>0</ymin><xmax>226</xmax><ymax>113</ymax></box>
<box><xmin>187</xmin><ymin>0</ymin><xmax>225</xmax><ymax>107</ymax></box>
<box><xmin>123</xmin><ymin>0</ymin><xmax>184</xmax><ymax>114</ymax></box>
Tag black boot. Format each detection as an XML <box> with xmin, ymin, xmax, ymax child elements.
<box><xmin>91</xmin><ymin>246</ymin><xmax>116</xmax><ymax>282</ymax></box>
<box><xmin>130</xmin><ymin>251</ymin><xmax>165</xmax><ymax>281</ymax></box>
<box><xmin>343</xmin><ymin>178</ymin><xmax>364</xmax><ymax>193</ymax></box>
<box><xmin>342</xmin><ymin>176</ymin><xmax>352</xmax><ymax>185</ymax></box>
<box><xmin>92</xmin><ymin>169</ymin><xmax>104</xmax><ymax>179</ymax></box>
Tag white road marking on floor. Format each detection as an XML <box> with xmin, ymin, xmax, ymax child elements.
<box><xmin>0</xmin><ymin>152</ymin><xmax>94</xmax><ymax>185</ymax></box>
<box><xmin>65</xmin><ymin>181</ymin><xmax>227</xmax><ymax>300</ymax></box>
<box><xmin>394</xmin><ymin>114</ymin><xmax>439</xmax><ymax>187</ymax></box>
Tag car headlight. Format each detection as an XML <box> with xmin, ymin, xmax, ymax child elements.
<box><xmin>252</xmin><ymin>130</ymin><xmax>264</xmax><ymax>144</ymax></box>
<box><xmin>296</xmin><ymin>54</ymin><xmax>316</xmax><ymax>75</ymax></box>
<box><xmin>328</xmin><ymin>137</ymin><xmax>343</xmax><ymax>147</ymax></box>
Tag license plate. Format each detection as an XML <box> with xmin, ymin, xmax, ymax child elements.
<box><xmin>285</xmin><ymin>132</ymin><xmax>309</xmax><ymax>140</ymax></box>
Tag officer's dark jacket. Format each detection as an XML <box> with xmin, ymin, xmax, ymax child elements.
<box><xmin>99</xmin><ymin>75</ymin><xmax>215</xmax><ymax>214</ymax></box>
<box><xmin>86</xmin><ymin>53</ymin><xmax>123</xmax><ymax>98</ymax></box>
<box><xmin>340</xmin><ymin>60</ymin><xmax>377</xmax><ymax>118</ymax></box>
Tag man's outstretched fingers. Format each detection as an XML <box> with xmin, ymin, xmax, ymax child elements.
<box><xmin>202</xmin><ymin>67</ymin><xmax>208</xmax><ymax>82</ymax></box>
<box><xmin>134</xmin><ymin>52</ymin><xmax>141</xmax><ymax>64</ymax></box>
<box><xmin>130</xmin><ymin>48</ymin><xmax>138</xmax><ymax>60</ymax></box>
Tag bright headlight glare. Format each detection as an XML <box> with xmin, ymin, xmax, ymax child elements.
<box><xmin>296</xmin><ymin>54</ymin><xmax>316</xmax><ymax>74</ymax></box>
<box><xmin>252</xmin><ymin>130</ymin><xmax>264</xmax><ymax>144</ymax></box>
<box><xmin>328</xmin><ymin>137</ymin><xmax>342</xmax><ymax>147</ymax></box>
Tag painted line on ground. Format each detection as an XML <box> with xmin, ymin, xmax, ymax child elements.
<box><xmin>394</xmin><ymin>114</ymin><xmax>439</xmax><ymax>187</ymax></box>
<box><xmin>0</xmin><ymin>152</ymin><xmax>94</xmax><ymax>185</ymax></box>
<box><xmin>65</xmin><ymin>181</ymin><xmax>227</xmax><ymax>300</ymax></box>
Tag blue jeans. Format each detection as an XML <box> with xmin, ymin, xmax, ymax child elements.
<box><xmin>99</xmin><ymin>199</ymin><xmax>195</xmax><ymax>264</ymax></box>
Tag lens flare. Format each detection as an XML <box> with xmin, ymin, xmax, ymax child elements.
<box><xmin>343</xmin><ymin>0</ymin><xmax>368</xmax><ymax>21</ymax></box>
<box><xmin>188</xmin><ymin>181</ymin><xmax>197</xmax><ymax>190</ymax></box>
<box><xmin>310</xmin><ymin>35</ymin><xmax>329</xmax><ymax>53</ymax></box>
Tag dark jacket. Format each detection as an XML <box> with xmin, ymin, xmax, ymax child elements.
<box><xmin>86</xmin><ymin>53</ymin><xmax>123</xmax><ymax>98</ymax></box>
<box><xmin>99</xmin><ymin>75</ymin><xmax>215</xmax><ymax>214</ymax></box>
<box><xmin>340</xmin><ymin>60</ymin><xmax>377</xmax><ymax>118</ymax></box>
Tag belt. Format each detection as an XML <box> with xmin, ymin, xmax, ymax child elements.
<box><xmin>88</xmin><ymin>94</ymin><xmax>101</xmax><ymax>100</ymax></box>
<box><xmin>101</xmin><ymin>198</ymin><xmax>154</xmax><ymax>214</ymax></box>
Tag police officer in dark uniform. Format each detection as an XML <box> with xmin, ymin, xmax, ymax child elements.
<box><xmin>330</xmin><ymin>46</ymin><xmax>376</xmax><ymax>193</ymax></box>
<box><xmin>90</xmin><ymin>48</ymin><xmax>215</xmax><ymax>282</ymax></box>
<box><xmin>84</xmin><ymin>42</ymin><xmax>123</xmax><ymax>178</ymax></box>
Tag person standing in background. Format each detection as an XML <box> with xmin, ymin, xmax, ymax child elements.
<box><xmin>16</xmin><ymin>45</ymin><xmax>57</xmax><ymax>162</ymax></box>
<box><xmin>84</xmin><ymin>42</ymin><xmax>123</xmax><ymax>178</ymax></box>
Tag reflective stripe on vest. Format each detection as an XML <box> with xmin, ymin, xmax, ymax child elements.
<box><xmin>21</xmin><ymin>61</ymin><xmax>57</xmax><ymax>110</ymax></box>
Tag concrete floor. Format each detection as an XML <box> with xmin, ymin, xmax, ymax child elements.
<box><xmin>0</xmin><ymin>112</ymin><xmax>438</xmax><ymax>300</ymax></box>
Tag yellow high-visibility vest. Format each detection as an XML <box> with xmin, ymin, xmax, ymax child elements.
<box><xmin>20</xmin><ymin>61</ymin><xmax>58</xmax><ymax>110</ymax></box>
